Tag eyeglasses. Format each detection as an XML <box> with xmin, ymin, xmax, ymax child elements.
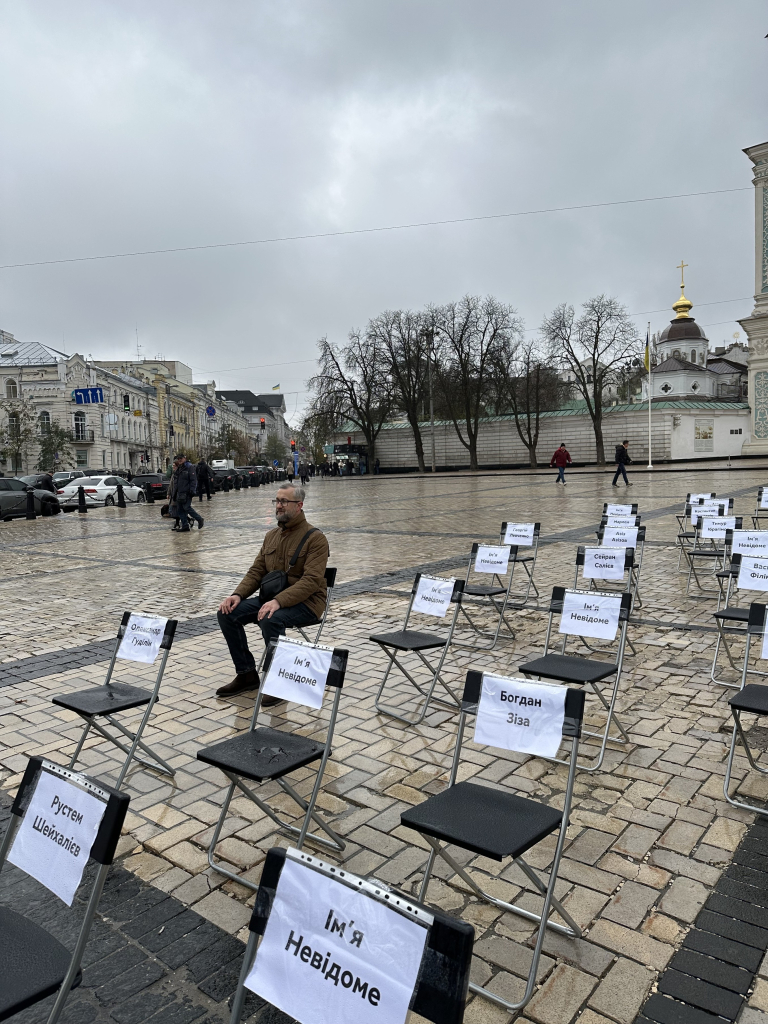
<box><xmin>271</xmin><ymin>499</ymin><xmax>300</xmax><ymax>506</ymax></box>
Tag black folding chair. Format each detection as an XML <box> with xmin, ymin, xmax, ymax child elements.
<box><xmin>0</xmin><ymin>757</ymin><xmax>129</xmax><ymax>1024</ymax></box>
<box><xmin>198</xmin><ymin>638</ymin><xmax>348</xmax><ymax>890</ymax></box>
<box><xmin>371</xmin><ymin>574</ymin><xmax>465</xmax><ymax>726</ymax></box>
<box><xmin>723</xmin><ymin>603</ymin><xmax>768</xmax><ymax>817</ymax></box>
<box><xmin>52</xmin><ymin>613</ymin><xmax>177</xmax><ymax>789</ymax></box>
<box><xmin>400</xmin><ymin>671</ymin><xmax>585</xmax><ymax>1015</ymax></box>
<box><xmin>602</xmin><ymin>501</ymin><xmax>638</xmax><ymax>517</ymax></box>
<box><xmin>596</xmin><ymin>525</ymin><xmax>645</xmax><ymax>607</ymax></box>
<box><xmin>752</xmin><ymin>487</ymin><xmax>768</xmax><ymax>529</ymax></box>
<box><xmin>519</xmin><ymin>587</ymin><xmax>632</xmax><ymax>771</ymax></box>
<box><xmin>685</xmin><ymin>511</ymin><xmax>739</xmax><ymax>596</ymax></box>
<box><xmin>711</xmin><ymin>540</ymin><xmax>768</xmax><ymax>687</ymax></box>
<box><xmin>257</xmin><ymin>566</ymin><xmax>338</xmax><ymax>670</ymax></box>
<box><xmin>229</xmin><ymin>845</ymin><xmax>474</xmax><ymax>1024</ymax></box>
<box><xmin>454</xmin><ymin>542</ymin><xmax>518</xmax><ymax>650</ymax></box>
<box><xmin>500</xmin><ymin>521</ymin><xmax>541</xmax><ymax>605</ymax></box>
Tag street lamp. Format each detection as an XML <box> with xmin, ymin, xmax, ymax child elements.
<box><xmin>420</xmin><ymin>327</ymin><xmax>438</xmax><ymax>474</ymax></box>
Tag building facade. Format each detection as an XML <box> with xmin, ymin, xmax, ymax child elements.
<box><xmin>739</xmin><ymin>140</ymin><xmax>768</xmax><ymax>455</ymax></box>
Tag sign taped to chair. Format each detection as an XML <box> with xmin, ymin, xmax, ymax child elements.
<box><xmin>690</xmin><ymin>504</ymin><xmax>724</xmax><ymax>526</ymax></box>
<box><xmin>475</xmin><ymin>544</ymin><xmax>511</xmax><ymax>575</ymax></box>
<box><xmin>8</xmin><ymin>770</ymin><xmax>106</xmax><ymax>905</ymax></box>
<box><xmin>582</xmin><ymin>547</ymin><xmax>625</xmax><ymax>581</ymax></box>
<box><xmin>605</xmin><ymin>503</ymin><xmax>633</xmax><ymax>515</ymax></box>
<box><xmin>117</xmin><ymin>614</ymin><xmax>168</xmax><ymax>664</ymax></box>
<box><xmin>689</xmin><ymin>493</ymin><xmax>715</xmax><ymax>504</ymax></box>
<box><xmin>245</xmin><ymin>854</ymin><xmax>427</xmax><ymax>1024</ymax></box>
<box><xmin>760</xmin><ymin>490</ymin><xmax>768</xmax><ymax>510</ymax></box>
<box><xmin>700</xmin><ymin>516</ymin><xmax>736</xmax><ymax>539</ymax></box>
<box><xmin>732</xmin><ymin>532</ymin><xmax>768</xmax><ymax>557</ymax></box>
<box><xmin>474</xmin><ymin>674</ymin><xmax>566</xmax><ymax>757</ymax></box>
<box><xmin>261</xmin><ymin>639</ymin><xmax>333</xmax><ymax>709</ymax></box>
<box><xmin>502</xmin><ymin>522</ymin><xmax>535</xmax><ymax>546</ymax></box>
<box><xmin>412</xmin><ymin>575</ymin><xmax>455</xmax><ymax>618</ymax></box>
<box><xmin>603</xmin><ymin>526</ymin><xmax>638</xmax><ymax>549</ymax></box>
<box><xmin>737</xmin><ymin>556</ymin><xmax>768</xmax><ymax>593</ymax></box>
<box><xmin>605</xmin><ymin>516</ymin><xmax>636</xmax><ymax>528</ymax></box>
<box><xmin>560</xmin><ymin>591</ymin><xmax>622</xmax><ymax>640</ymax></box>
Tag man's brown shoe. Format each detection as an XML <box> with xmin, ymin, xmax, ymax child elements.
<box><xmin>261</xmin><ymin>694</ymin><xmax>286</xmax><ymax>709</ymax></box>
<box><xmin>216</xmin><ymin>669</ymin><xmax>260</xmax><ymax>696</ymax></box>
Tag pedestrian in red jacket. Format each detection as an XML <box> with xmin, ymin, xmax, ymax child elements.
<box><xmin>550</xmin><ymin>443</ymin><xmax>572</xmax><ymax>485</ymax></box>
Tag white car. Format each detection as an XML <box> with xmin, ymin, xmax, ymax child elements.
<box><xmin>56</xmin><ymin>475</ymin><xmax>147</xmax><ymax>507</ymax></box>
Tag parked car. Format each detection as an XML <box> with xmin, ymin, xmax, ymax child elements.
<box><xmin>132</xmin><ymin>473</ymin><xmax>169</xmax><ymax>499</ymax></box>
<box><xmin>0</xmin><ymin>478</ymin><xmax>61</xmax><ymax>518</ymax></box>
<box><xmin>16</xmin><ymin>473</ymin><xmax>57</xmax><ymax>492</ymax></box>
<box><xmin>211</xmin><ymin>468</ymin><xmax>242</xmax><ymax>491</ymax></box>
<box><xmin>56</xmin><ymin>475</ymin><xmax>147</xmax><ymax>507</ymax></box>
<box><xmin>235</xmin><ymin>467</ymin><xmax>261</xmax><ymax>487</ymax></box>
<box><xmin>52</xmin><ymin>470</ymin><xmax>86</xmax><ymax>487</ymax></box>
<box><xmin>256</xmin><ymin>465</ymin><xmax>275</xmax><ymax>483</ymax></box>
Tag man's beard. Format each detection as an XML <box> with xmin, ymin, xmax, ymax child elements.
<box><xmin>277</xmin><ymin>512</ymin><xmax>290</xmax><ymax>524</ymax></box>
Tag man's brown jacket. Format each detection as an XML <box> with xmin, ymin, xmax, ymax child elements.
<box><xmin>232</xmin><ymin>511</ymin><xmax>329</xmax><ymax>620</ymax></box>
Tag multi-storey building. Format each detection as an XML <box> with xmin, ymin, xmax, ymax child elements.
<box><xmin>215</xmin><ymin>390</ymin><xmax>290</xmax><ymax>456</ymax></box>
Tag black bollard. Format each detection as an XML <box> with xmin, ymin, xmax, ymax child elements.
<box><xmin>25</xmin><ymin>487</ymin><xmax>36</xmax><ymax>520</ymax></box>
<box><xmin>116</xmin><ymin>483</ymin><xmax>127</xmax><ymax>508</ymax></box>
<box><xmin>144</xmin><ymin>482</ymin><xmax>155</xmax><ymax>503</ymax></box>
<box><xmin>77</xmin><ymin>485</ymin><xmax>88</xmax><ymax>513</ymax></box>
<box><xmin>234</xmin><ymin>475</ymin><xmax>241</xmax><ymax>490</ymax></box>
<box><xmin>224</xmin><ymin>477</ymin><xmax>231</xmax><ymax>492</ymax></box>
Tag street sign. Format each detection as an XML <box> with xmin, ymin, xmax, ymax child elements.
<box><xmin>72</xmin><ymin>387</ymin><xmax>104</xmax><ymax>405</ymax></box>
<box><xmin>322</xmin><ymin>445</ymin><xmax>334</xmax><ymax>455</ymax></box>
<box><xmin>273</xmin><ymin>460</ymin><xmax>279</xmax><ymax>467</ymax></box>
<box><xmin>206</xmin><ymin>405</ymin><xmax>216</xmax><ymax>417</ymax></box>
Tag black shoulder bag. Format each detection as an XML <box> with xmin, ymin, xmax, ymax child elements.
<box><xmin>259</xmin><ymin>528</ymin><xmax>319</xmax><ymax>602</ymax></box>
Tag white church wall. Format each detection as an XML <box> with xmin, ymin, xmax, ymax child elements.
<box><xmin>669</xmin><ymin>409</ymin><xmax>750</xmax><ymax>461</ymax></box>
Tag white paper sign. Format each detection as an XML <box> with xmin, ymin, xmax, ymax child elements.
<box><xmin>246</xmin><ymin>855</ymin><xmax>427</xmax><ymax>1024</ymax></box>
<box><xmin>116</xmin><ymin>614</ymin><xmax>167</xmax><ymax>664</ymax></box>
<box><xmin>8</xmin><ymin>770</ymin><xmax>106</xmax><ymax>906</ymax></box>
<box><xmin>582</xmin><ymin>546</ymin><xmax>626</xmax><ymax>581</ymax></box>
<box><xmin>700</xmin><ymin>516</ymin><xmax>736</xmax><ymax>539</ymax></box>
<box><xmin>762</xmin><ymin>624</ymin><xmax>768</xmax><ymax>661</ymax></box>
<box><xmin>560</xmin><ymin>591</ymin><xmax>622</xmax><ymax>640</ymax></box>
<box><xmin>502</xmin><ymin>522</ymin><xmax>535</xmax><ymax>546</ymax></box>
<box><xmin>475</xmin><ymin>544</ymin><xmax>511</xmax><ymax>575</ymax></box>
<box><xmin>732</xmin><ymin>532</ymin><xmax>768</xmax><ymax>557</ymax></box>
<box><xmin>606</xmin><ymin>503</ymin><xmax>633</xmax><ymax>515</ymax></box>
<box><xmin>603</xmin><ymin>526</ymin><xmax>639</xmax><ymax>549</ymax></box>
<box><xmin>412</xmin><ymin>575</ymin><xmax>454</xmax><ymax>618</ymax></box>
<box><xmin>738</xmin><ymin>557</ymin><xmax>768</xmax><ymax>593</ymax></box>
<box><xmin>689</xmin><ymin>493</ymin><xmax>715</xmax><ymax>503</ymax></box>
<box><xmin>474</xmin><ymin>675</ymin><xmax>566</xmax><ymax>757</ymax></box>
<box><xmin>760</xmin><ymin>490</ymin><xmax>768</xmax><ymax>510</ymax></box>
<box><xmin>605</xmin><ymin>516</ymin><xmax>637</xmax><ymax>528</ymax></box>
<box><xmin>262</xmin><ymin>639</ymin><xmax>333</xmax><ymax>709</ymax></box>
<box><xmin>691</xmin><ymin>506</ymin><xmax>724</xmax><ymax>526</ymax></box>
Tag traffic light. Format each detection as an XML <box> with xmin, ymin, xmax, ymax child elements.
<box><xmin>347</xmin><ymin>436</ymin><xmax>352</xmax><ymax>445</ymax></box>
<box><xmin>260</xmin><ymin>417</ymin><xmax>266</xmax><ymax>432</ymax></box>
<box><xmin>123</xmin><ymin>394</ymin><xmax>131</xmax><ymax>412</ymax></box>
<box><xmin>290</xmin><ymin>439</ymin><xmax>296</xmax><ymax>452</ymax></box>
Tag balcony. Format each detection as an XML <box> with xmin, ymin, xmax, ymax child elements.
<box><xmin>73</xmin><ymin>428</ymin><xmax>95</xmax><ymax>443</ymax></box>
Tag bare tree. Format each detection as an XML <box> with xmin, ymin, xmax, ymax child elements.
<box><xmin>307</xmin><ymin>332</ymin><xmax>393</xmax><ymax>465</ymax></box>
<box><xmin>432</xmin><ymin>295</ymin><xmax>523</xmax><ymax>471</ymax></box>
<box><xmin>490</xmin><ymin>339</ymin><xmax>570</xmax><ymax>467</ymax></box>
<box><xmin>541</xmin><ymin>295</ymin><xmax>640</xmax><ymax>464</ymax></box>
<box><xmin>368</xmin><ymin>309</ymin><xmax>430</xmax><ymax>472</ymax></box>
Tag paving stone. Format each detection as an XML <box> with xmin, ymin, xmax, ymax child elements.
<box><xmin>587</xmin><ymin>919</ymin><xmax>673</xmax><ymax>971</ymax></box>
<box><xmin>193</xmin><ymin>890</ymin><xmax>252</xmax><ymax>934</ymax></box>
<box><xmin>669</xmin><ymin>948</ymin><xmax>752</xmax><ymax>995</ymax></box>
<box><xmin>566</xmin><ymin>830</ymin><xmax>616</xmax><ymax>865</ymax></box>
<box><xmin>526</xmin><ymin>963</ymin><xmax>597</xmax><ymax>1024</ymax></box>
<box><xmin>658</xmin><ymin>876</ymin><xmax>710</xmax><ymax>922</ymax></box>
<box><xmin>612</xmin><ymin>824</ymin><xmax>659</xmax><ymax>860</ymax></box>
<box><xmin>657</xmin><ymin>969</ymin><xmax>744</xmax><ymax>1019</ymax></box>
<box><xmin>588</xmin><ymin>957</ymin><xmax>655</xmax><ymax>1024</ymax></box>
<box><xmin>658</xmin><ymin>820</ymin><xmax>706</xmax><ymax>855</ymax></box>
<box><xmin>602</xmin><ymin>881</ymin><xmax>658</xmax><ymax>929</ymax></box>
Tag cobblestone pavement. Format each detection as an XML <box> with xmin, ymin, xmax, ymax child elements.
<box><xmin>3</xmin><ymin>466</ymin><xmax>768</xmax><ymax>1024</ymax></box>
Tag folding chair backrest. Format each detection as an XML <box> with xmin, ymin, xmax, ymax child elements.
<box><xmin>467</xmin><ymin>542</ymin><xmax>514</xmax><ymax>580</ymax></box>
<box><xmin>325</xmin><ymin>567</ymin><xmax>338</xmax><ymax>588</ymax></box>
<box><xmin>699</xmin><ymin>515</ymin><xmax>741</xmax><ymax>541</ymax></box>
<box><xmin>730</xmin><ymin>531</ymin><xmax>768</xmax><ymax>558</ymax></box>
<box><xmin>576</xmin><ymin>545</ymin><xmax>634</xmax><ymax>587</ymax></box>
<box><xmin>687</xmin><ymin>492</ymin><xmax>716</xmax><ymax>503</ymax></box>
<box><xmin>748</xmin><ymin>602</ymin><xmax>768</xmax><ymax>635</ymax></box>
<box><xmin>597</xmin><ymin>524</ymin><xmax>645</xmax><ymax>549</ymax></box>
<box><xmin>730</xmin><ymin>555</ymin><xmax>768</xmax><ymax>597</ymax></box>
<box><xmin>689</xmin><ymin>502</ymin><xmax>726</xmax><ymax>527</ymax></box>
<box><xmin>252</xmin><ymin>637</ymin><xmax>348</xmax><ymax>724</ymax></box>
<box><xmin>105</xmin><ymin>611</ymin><xmax>178</xmax><ymax>685</ymax></box>
<box><xmin>602</xmin><ymin>502</ymin><xmax>638</xmax><ymax>516</ymax></box>
<box><xmin>405</xmin><ymin>574</ymin><xmax>464</xmax><ymax>627</ymax></box>
<box><xmin>600</xmin><ymin>515</ymin><xmax>641</xmax><ymax>529</ymax></box>
<box><xmin>756</xmin><ymin>488</ymin><xmax>768</xmax><ymax>513</ymax></box>
<box><xmin>499</xmin><ymin>521</ymin><xmax>540</xmax><ymax>547</ymax></box>
<box><xmin>549</xmin><ymin>586</ymin><xmax>631</xmax><ymax>650</ymax></box>
<box><xmin>231</xmin><ymin>846</ymin><xmax>474</xmax><ymax>1024</ymax></box>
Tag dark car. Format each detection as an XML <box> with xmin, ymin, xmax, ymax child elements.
<box><xmin>211</xmin><ymin>468</ymin><xmax>241</xmax><ymax>491</ymax></box>
<box><xmin>235</xmin><ymin>467</ymin><xmax>261</xmax><ymax>488</ymax></box>
<box><xmin>0</xmin><ymin>478</ymin><xmax>61</xmax><ymax>519</ymax></box>
<box><xmin>52</xmin><ymin>470</ymin><xmax>86</xmax><ymax>487</ymax></box>
<box><xmin>132</xmin><ymin>473</ymin><xmax>169</xmax><ymax>499</ymax></box>
<box><xmin>17</xmin><ymin>473</ymin><xmax>57</xmax><ymax>492</ymax></box>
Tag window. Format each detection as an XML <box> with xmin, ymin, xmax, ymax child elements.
<box><xmin>730</xmin><ymin>428</ymin><xmax>743</xmax><ymax>435</ymax></box>
<box><xmin>694</xmin><ymin>418</ymin><xmax>714</xmax><ymax>452</ymax></box>
<box><xmin>74</xmin><ymin>411</ymin><xmax>86</xmax><ymax>441</ymax></box>
<box><xmin>101</xmin><ymin>414</ymin><xmax>105</xmax><ymax>437</ymax></box>
<box><xmin>76</xmin><ymin>449</ymin><xmax>88</xmax><ymax>467</ymax></box>
<box><xmin>5</xmin><ymin>378</ymin><xmax>17</xmax><ymax>398</ymax></box>
<box><xmin>673</xmin><ymin>349</ymin><xmax>681</xmax><ymax>359</ymax></box>
<box><xmin>8</xmin><ymin>412</ymin><xmax>19</xmax><ymax>436</ymax></box>
<box><xmin>102</xmin><ymin>450</ymin><xmax>107</xmax><ymax>466</ymax></box>
<box><xmin>38</xmin><ymin>411</ymin><xmax>51</xmax><ymax>434</ymax></box>
<box><xmin>691</xmin><ymin>350</ymin><xmax>696</xmax><ymax>362</ymax></box>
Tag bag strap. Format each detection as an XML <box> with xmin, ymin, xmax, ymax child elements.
<box><xmin>289</xmin><ymin>527</ymin><xmax>320</xmax><ymax>567</ymax></box>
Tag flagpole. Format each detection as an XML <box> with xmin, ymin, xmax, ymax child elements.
<box><xmin>646</xmin><ymin>322</ymin><xmax>653</xmax><ymax>469</ymax></box>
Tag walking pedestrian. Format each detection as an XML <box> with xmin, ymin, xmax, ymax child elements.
<box><xmin>169</xmin><ymin>453</ymin><xmax>204</xmax><ymax>531</ymax></box>
<box><xmin>549</xmin><ymin>443</ymin><xmax>571</xmax><ymax>485</ymax></box>
<box><xmin>299</xmin><ymin>461</ymin><xmax>309</xmax><ymax>485</ymax></box>
<box><xmin>196</xmin><ymin>458</ymin><xmax>213</xmax><ymax>501</ymax></box>
<box><xmin>374</xmin><ymin>457</ymin><xmax>380</xmax><ymax>474</ymax></box>
<box><xmin>612</xmin><ymin>440</ymin><xmax>633</xmax><ymax>487</ymax></box>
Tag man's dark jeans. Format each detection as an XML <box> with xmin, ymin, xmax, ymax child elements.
<box><xmin>179</xmin><ymin>498</ymin><xmax>203</xmax><ymax>528</ymax></box>
<box><xmin>612</xmin><ymin>464</ymin><xmax>629</xmax><ymax>485</ymax></box>
<box><xmin>217</xmin><ymin>597</ymin><xmax>319</xmax><ymax>674</ymax></box>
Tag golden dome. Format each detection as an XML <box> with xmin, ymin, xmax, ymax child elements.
<box><xmin>672</xmin><ymin>289</ymin><xmax>693</xmax><ymax>319</ymax></box>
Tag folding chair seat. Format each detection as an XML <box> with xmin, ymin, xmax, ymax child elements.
<box><xmin>228</xmin><ymin>846</ymin><xmax>474</xmax><ymax>1024</ymax></box>
<box><xmin>454</xmin><ymin>541</ymin><xmax>520</xmax><ymax>650</ymax></box>
<box><xmin>371</xmin><ymin>573</ymin><xmax>465</xmax><ymax>725</ymax></box>
<box><xmin>198</xmin><ymin>637</ymin><xmax>349</xmax><ymax>891</ymax></box>
<box><xmin>256</xmin><ymin>567</ymin><xmax>337</xmax><ymax>670</ymax></box>
<box><xmin>52</xmin><ymin>612</ymin><xmax>177</xmax><ymax>790</ymax></box>
<box><xmin>723</xmin><ymin>603</ymin><xmax>768</xmax><ymax>817</ymax></box>
<box><xmin>0</xmin><ymin>756</ymin><xmax>129</xmax><ymax>1024</ymax></box>
<box><xmin>519</xmin><ymin>586</ymin><xmax>632</xmax><ymax>771</ymax></box>
<box><xmin>400</xmin><ymin>670</ymin><xmax>585</xmax><ymax>1015</ymax></box>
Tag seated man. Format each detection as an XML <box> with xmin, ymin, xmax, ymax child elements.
<box><xmin>216</xmin><ymin>484</ymin><xmax>329</xmax><ymax>703</ymax></box>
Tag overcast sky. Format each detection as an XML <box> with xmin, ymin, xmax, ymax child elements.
<box><xmin>0</xmin><ymin>1</ymin><xmax>765</xmax><ymax>422</ymax></box>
